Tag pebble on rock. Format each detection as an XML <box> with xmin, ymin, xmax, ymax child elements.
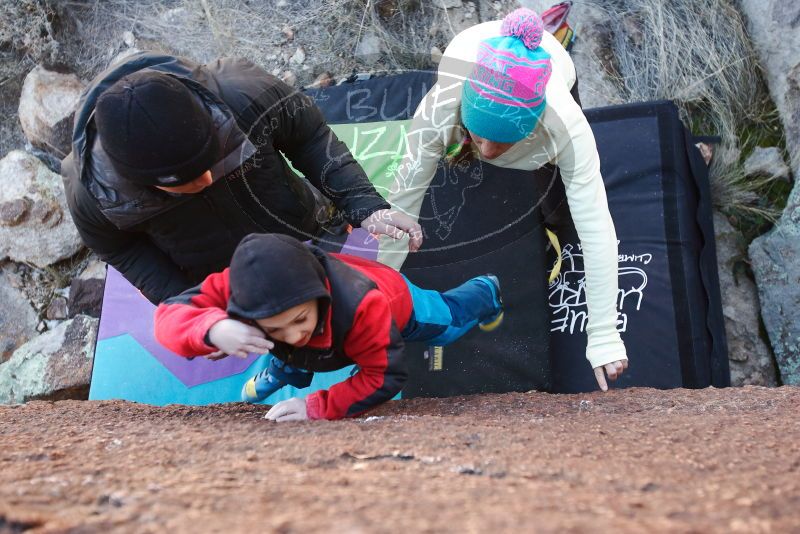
<box><xmin>290</xmin><ymin>47</ymin><xmax>306</xmax><ymax>65</ymax></box>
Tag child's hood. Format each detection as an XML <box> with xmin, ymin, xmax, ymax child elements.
<box><xmin>227</xmin><ymin>233</ymin><xmax>331</xmax><ymax>322</ymax></box>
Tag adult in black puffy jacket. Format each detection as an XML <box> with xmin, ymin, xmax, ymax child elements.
<box><xmin>62</xmin><ymin>52</ymin><xmax>421</xmax><ymax>304</ymax></box>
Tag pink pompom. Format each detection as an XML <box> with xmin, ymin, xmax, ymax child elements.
<box><xmin>500</xmin><ymin>8</ymin><xmax>544</xmax><ymax>50</ymax></box>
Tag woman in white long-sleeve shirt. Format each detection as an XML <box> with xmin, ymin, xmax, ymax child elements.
<box><xmin>380</xmin><ymin>8</ymin><xmax>628</xmax><ymax>390</ymax></box>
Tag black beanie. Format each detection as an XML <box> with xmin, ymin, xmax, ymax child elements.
<box><xmin>227</xmin><ymin>234</ymin><xmax>332</xmax><ymax>321</ymax></box>
<box><xmin>94</xmin><ymin>71</ymin><xmax>222</xmax><ymax>186</ymax></box>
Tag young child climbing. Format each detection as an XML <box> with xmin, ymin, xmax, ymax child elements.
<box><xmin>154</xmin><ymin>233</ymin><xmax>503</xmax><ymax>421</ymax></box>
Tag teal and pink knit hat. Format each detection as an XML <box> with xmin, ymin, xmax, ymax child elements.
<box><xmin>461</xmin><ymin>8</ymin><xmax>552</xmax><ymax>143</ymax></box>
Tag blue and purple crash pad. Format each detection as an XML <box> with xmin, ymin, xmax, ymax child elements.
<box><xmin>88</xmin><ymin>229</ymin><xmax>381</xmax><ymax>406</ymax></box>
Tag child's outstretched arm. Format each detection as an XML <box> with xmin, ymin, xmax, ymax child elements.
<box><xmin>155</xmin><ymin>268</ymin><xmax>272</xmax><ymax>358</ymax></box>
<box><xmin>303</xmin><ymin>290</ymin><xmax>408</xmax><ymax>420</ymax></box>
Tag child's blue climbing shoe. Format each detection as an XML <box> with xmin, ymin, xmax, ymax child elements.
<box><xmin>241</xmin><ymin>367</ymin><xmax>284</xmax><ymax>403</ymax></box>
<box><xmin>477</xmin><ymin>274</ymin><xmax>504</xmax><ymax>332</ymax></box>
<box><xmin>241</xmin><ymin>358</ymin><xmax>314</xmax><ymax>403</ymax></box>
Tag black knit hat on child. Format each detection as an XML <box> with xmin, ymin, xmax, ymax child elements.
<box><xmin>227</xmin><ymin>234</ymin><xmax>332</xmax><ymax>321</ymax></box>
<box><xmin>94</xmin><ymin>71</ymin><xmax>222</xmax><ymax>186</ymax></box>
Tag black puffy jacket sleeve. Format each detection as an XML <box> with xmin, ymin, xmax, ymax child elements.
<box><xmin>207</xmin><ymin>58</ymin><xmax>390</xmax><ymax>226</ymax></box>
<box><xmin>63</xmin><ymin>174</ymin><xmax>192</xmax><ymax>305</ymax></box>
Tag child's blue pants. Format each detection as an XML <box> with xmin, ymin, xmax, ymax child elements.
<box><xmin>399</xmin><ymin>275</ymin><xmax>500</xmax><ymax>345</ymax></box>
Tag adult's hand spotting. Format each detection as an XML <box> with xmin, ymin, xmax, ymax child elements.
<box><xmin>360</xmin><ymin>209</ymin><xmax>423</xmax><ymax>252</ymax></box>
<box><xmin>593</xmin><ymin>359</ymin><xmax>628</xmax><ymax>392</ymax></box>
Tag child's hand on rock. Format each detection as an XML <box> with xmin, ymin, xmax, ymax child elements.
<box><xmin>265</xmin><ymin>397</ymin><xmax>308</xmax><ymax>422</ymax></box>
<box><xmin>207</xmin><ymin>319</ymin><xmax>274</xmax><ymax>358</ymax></box>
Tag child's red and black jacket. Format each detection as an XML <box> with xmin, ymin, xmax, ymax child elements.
<box><xmin>154</xmin><ymin>233</ymin><xmax>413</xmax><ymax>420</ymax></box>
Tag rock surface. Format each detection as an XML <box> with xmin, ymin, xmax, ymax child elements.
<box><xmin>0</xmin><ymin>387</ymin><xmax>798</xmax><ymax>531</ymax></box>
<box><xmin>0</xmin><ymin>267</ymin><xmax>38</xmax><ymax>363</ymax></box>
<box><xmin>430</xmin><ymin>45</ymin><xmax>444</xmax><ymax>64</ymax></box>
<box><xmin>0</xmin><ymin>150</ymin><xmax>84</xmax><ymax>267</ymax></box>
<box><xmin>714</xmin><ymin>212</ymin><xmax>778</xmax><ymax>386</ymax></box>
<box><xmin>749</xmin><ymin>187</ymin><xmax>800</xmax><ymax>385</ymax></box>
<box><xmin>0</xmin><ymin>315</ymin><xmax>98</xmax><ymax>404</ymax></box>
<box><xmin>45</xmin><ymin>296</ymin><xmax>68</xmax><ymax>320</ymax></box>
<box><xmin>17</xmin><ymin>66</ymin><xmax>84</xmax><ymax>159</ymax></box>
<box><xmin>433</xmin><ymin>0</ymin><xmax>463</xmax><ymax>8</ymax></box>
<box><xmin>355</xmin><ymin>31</ymin><xmax>383</xmax><ymax>65</ymax></box>
<box><xmin>743</xmin><ymin>146</ymin><xmax>791</xmax><ymax>182</ymax></box>
<box><xmin>290</xmin><ymin>46</ymin><xmax>306</xmax><ymax>65</ymax></box>
<box><xmin>67</xmin><ymin>258</ymin><xmax>107</xmax><ymax>319</ymax></box>
<box><xmin>740</xmin><ymin>0</ymin><xmax>800</xmax><ymax>385</ymax></box>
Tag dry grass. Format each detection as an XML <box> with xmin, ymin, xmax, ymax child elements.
<box><xmin>595</xmin><ymin>0</ymin><xmax>787</xmax><ymax>221</ymax></box>
<box><xmin>52</xmin><ymin>0</ymin><xmax>508</xmax><ymax>83</ymax></box>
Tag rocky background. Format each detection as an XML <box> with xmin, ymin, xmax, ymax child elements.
<box><xmin>0</xmin><ymin>0</ymin><xmax>796</xmax><ymax>402</ymax></box>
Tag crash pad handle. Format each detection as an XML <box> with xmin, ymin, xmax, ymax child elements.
<box><xmin>546</xmin><ymin>228</ymin><xmax>562</xmax><ymax>284</ymax></box>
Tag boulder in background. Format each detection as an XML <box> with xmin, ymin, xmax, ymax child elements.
<box><xmin>0</xmin><ymin>150</ymin><xmax>84</xmax><ymax>268</ymax></box>
<box><xmin>749</xmin><ymin>187</ymin><xmax>800</xmax><ymax>385</ymax></box>
<box><xmin>0</xmin><ymin>314</ymin><xmax>98</xmax><ymax>404</ymax></box>
<box><xmin>17</xmin><ymin>65</ymin><xmax>84</xmax><ymax>159</ymax></box>
<box><xmin>714</xmin><ymin>212</ymin><xmax>778</xmax><ymax>386</ymax></box>
<box><xmin>0</xmin><ymin>266</ymin><xmax>38</xmax><ymax>363</ymax></box>
<box><xmin>739</xmin><ymin>0</ymin><xmax>800</xmax><ymax>385</ymax></box>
